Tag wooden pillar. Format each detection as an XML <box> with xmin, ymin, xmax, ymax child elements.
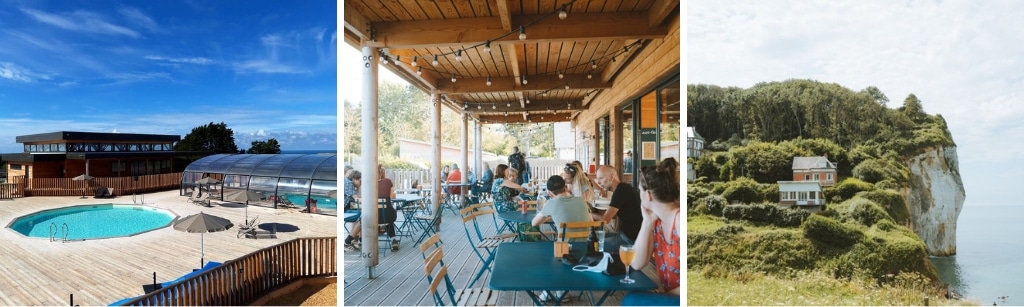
<box><xmin>431</xmin><ymin>91</ymin><xmax>442</xmax><ymax>222</ymax></box>
<box><xmin>461</xmin><ymin>112</ymin><xmax>469</xmax><ymax>205</ymax></box>
<box><xmin>360</xmin><ymin>45</ymin><xmax>380</xmax><ymax>277</ymax></box>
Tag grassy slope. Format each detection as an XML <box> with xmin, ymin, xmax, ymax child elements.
<box><xmin>687</xmin><ymin>213</ymin><xmax>972</xmax><ymax>305</ymax></box>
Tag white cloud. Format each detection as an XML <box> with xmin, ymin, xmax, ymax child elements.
<box><xmin>118</xmin><ymin>7</ymin><xmax>161</xmax><ymax>33</ymax></box>
<box><xmin>0</xmin><ymin>62</ymin><xmax>50</xmax><ymax>82</ymax></box>
<box><xmin>20</xmin><ymin>7</ymin><xmax>140</xmax><ymax>38</ymax></box>
<box><xmin>144</xmin><ymin>55</ymin><xmax>215</xmax><ymax>65</ymax></box>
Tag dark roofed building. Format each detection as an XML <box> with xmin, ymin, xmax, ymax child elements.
<box><xmin>1</xmin><ymin>131</ymin><xmax>210</xmax><ymax>183</ymax></box>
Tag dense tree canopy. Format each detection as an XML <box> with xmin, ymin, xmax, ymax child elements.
<box><xmin>248</xmin><ymin>138</ymin><xmax>281</xmax><ymax>154</ymax></box>
<box><xmin>688</xmin><ymin>79</ymin><xmax>956</xmax><ymax>184</ymax></box>
<box><xmin>175</xmin><ymin>122</ymin><xmax>239</xmax><ymax>153</ymax></box>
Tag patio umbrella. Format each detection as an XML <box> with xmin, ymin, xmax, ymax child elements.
<box><xmin>224</xmin><ymin>190</ymin><xmax>264</xmax><ymax>223</ymax></box>
<box><xmin>72</xmin><ymin>174</ymin><xmax>94</xmax><ymax>198</ymax></box>
<box><xmin>173</xmin><ymin>212</ymin><xmax>233</xmax><ymax>268</ymax></box>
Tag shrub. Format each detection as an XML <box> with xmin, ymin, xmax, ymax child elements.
<box><xmin>875</xmin><ymin>219</ymin><xmax>896</xmax><ymax>232</ymax></box>
<box><xmin>722</xmin><ymin>203</ymin><xmax>810</xmax><ymax>227</ymax></box>
<box><xmin>827</xmin><ymin>178</ymin><xmax>874</xmax><ymax>202</ymax></box>
<box><xmin>703</xmin><ymin>195</ymin><xmax>728</xmax><ymax>216</ymax></box>
<box><xmin>857</xmin><ymin>189</ymin><xmax>910</xmax><ymax>225</ymax></box>
<box><xmin>721</xmin><ymin>177</ymin><xmax>763</xmax><ymax>204</ymax></box>
<box><xmin>848</xmin><ymin>198</ymin><xmax>893</xmax><ymax>227</ymax></box>
<box><xmin>688</xmin><ymin>185</ymin><xmax>714</xmax><ymax>209</ymax></box>
<box><xmin>802</xmin><ymin>214</ymin><xmax>864</xmax><ymax>247</ymax></box>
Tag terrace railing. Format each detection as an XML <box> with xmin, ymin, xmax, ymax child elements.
<box><xmin>26</xmin><ymin>173</ymin><xmax>183</xmax><ymax>197</ymax></box>
<box><xmin>121</xmin><ymin>236</ymin><xmax>337</xmax><ymax>306</ymax></box>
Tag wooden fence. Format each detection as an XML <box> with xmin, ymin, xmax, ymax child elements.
<box><xmin>26</xmin><ymin>173</ymin><xmax>183</xmax><ymax>197</ymax></box>
<box><xmin>0</xmin><ymin>183</ymin><xmax>22</xmax><ymax>200</ymax></box>
<box><xmin>122</xmin><ymin>236</ymin><xmax>337</xmax><ymax>306</ymax></box>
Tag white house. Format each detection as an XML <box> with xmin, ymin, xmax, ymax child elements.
<box><xmin>777</xmin><ymin>181</ymin><xmax>824</xmax><ymax>211</ymax></box>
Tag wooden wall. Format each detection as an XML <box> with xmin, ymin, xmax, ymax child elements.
<box><xmin>575</xmin><ymin>15</ymin><xmax>680</xmax><ymax>168</ymax></box>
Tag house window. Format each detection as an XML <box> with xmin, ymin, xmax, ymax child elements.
<box><xmin>10</xmin><ymin>164</ymin><xmax>21</xmax><ymax>170</ymax></box>
<box><xmin>804</xmin><ymin>174</ymin><xmax>810</xmax><ymax>181</ymax></box>
<box><xmin>798</xmin><ymin>192</ymin><xmax>808</xmax><ymax>201</ymax></box>
<box><xmin>827</xmin><ymin>173</ymin><xmax>833</xmax><ymax>181</ymax></box>
<box><xmin>814</xmin><ymin>174</ymin><xmax>820</xmax><ymax>181</ymax></box>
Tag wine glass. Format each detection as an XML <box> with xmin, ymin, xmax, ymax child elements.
<box><xmin>619</xmin><ymin>244</ymin><xmax>636</xmax><ymax>284</ymax></box>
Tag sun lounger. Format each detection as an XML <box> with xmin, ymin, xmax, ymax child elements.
<box><xmin>237</xmin><ymin>216</ymin><xmax>260</xmax><ymax>238</ymax></box>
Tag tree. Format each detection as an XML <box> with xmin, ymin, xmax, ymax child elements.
<box><xmin>175</xmin><ymin>122</ymin><xmax>239</xmax><ymax>153</ymax></box>
<box><xmin>248</xmin><ymin>138</ymin><xmax>281</xmax><ymax>154</ymax></box>
<box><xmin>343</xmin><ymin>99</ymin><xmax>362</xmax><ymax>156</ymax></box>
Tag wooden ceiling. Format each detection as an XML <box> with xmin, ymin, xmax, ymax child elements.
<box><xmin>343</xmin><ymin>0</ymin><xmax>679</xmax><ymax>124</ymax></box>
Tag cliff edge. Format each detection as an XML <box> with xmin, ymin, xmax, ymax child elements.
<box><xmin>902</xmin><ymin>146</ymin><xmax>965</xmax><ymax>256</ymax></box>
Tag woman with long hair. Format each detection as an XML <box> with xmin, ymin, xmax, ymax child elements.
<box><xmin>493</xmin><ymin>165</ymin><xmax>526</xmax><ymax>212</ymax></box>
<box><xmin>622</xmin><ymin>158</ymin><xmax>680</xmax><ymax>305</ymax></box>
<box><xmin>562</xmin><ymin>162</ymin><xmax>596</xmax><ymax>206</ymax></box>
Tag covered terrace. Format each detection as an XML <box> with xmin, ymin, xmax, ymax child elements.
<box><xmin>343</xmin><ymin>0</ymin><xmax>680</xmax><ymax>304</ymax></box>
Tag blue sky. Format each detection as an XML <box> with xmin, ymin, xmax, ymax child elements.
<box><xmin>688</xmin><ymin>0</ymin><xmax>1024</xmax><ymax>206</ymax></box>
<box><xmin>0</xmin><ymin>0</ymin><xmax>337</xmax><ymax>153</ymax></box>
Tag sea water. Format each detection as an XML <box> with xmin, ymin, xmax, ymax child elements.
<box><xmin>931</xmin><ymin>205</ymin><xmax>1024</xmax><ymax>306</ymax></box>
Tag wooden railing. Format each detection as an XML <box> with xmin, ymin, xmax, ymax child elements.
<box><xmin>122</xmin><ymin>237</ymin><xmax>336</xmax><ymax>306</ymax></box>
<box><xmin>0</xmin><ymin>183</ymin><xmax>22</xmax><ymax>200</ymax></box>
<box><xmin>26</xmin><ymin>173</ymin><xmax>183</xmax><ymax>197</ymax></box>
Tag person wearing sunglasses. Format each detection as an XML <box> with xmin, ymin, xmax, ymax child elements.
<box><xmin>622</xmin><ymin>158</ymin><xmax>680</xmax><ymax>306</ymax></box>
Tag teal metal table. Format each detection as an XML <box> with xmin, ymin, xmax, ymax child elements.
<box><xmin>489</xmin><ymin>242</ymin><xmax>657</xmax><ymax>305</ymax></box>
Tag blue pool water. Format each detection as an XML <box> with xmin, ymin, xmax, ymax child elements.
<box><xmin>282</xmin><ymin>194</ymin><xmax>336</xmax><ymax>210</ymax></box>
<box><xmin>8</xmin><ymin>204</ymin><xmax>176</xmax><ymax>240</ymax></box>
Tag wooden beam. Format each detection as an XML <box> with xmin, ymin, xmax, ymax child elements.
<box><xmin>343</xmin><ymin>2</ymin><xmax>372</xmax><ymax>43</ymax></box>
<box><xmin>437</xmin><ymin>74</ymin><xmax>611</xmax><ymax>94</ymax></box>
<box><xmin>648</xmin><ymin>0</ymin><xmax>679</xmax><ymax>28</ymax></box>
<box><xmin>602</xmin><ymin>40</ymin><xmax>642</xmax><ymax>83</ymax></box>
<box><xmin>495</xmin><ymin>0</ymin><xmax>513</xmax><ymax>32</ymax></box>
<box><xmin>463</xmin><ymin>99</ymin><xmax>584</xmax><ymax>113</ymax></box>
<box><xmin>365</xmin><ymin>12</ymin><xmax>670</xmax><ymax>49</ymax></box>
<box><xmin>507</xmin><ymin>43</ymin><xmax>524</xmax><ymax>87</ymax></box>
<box><xmin>477</xmin><ymin>113</ymin><xmax>575</xmax><ymax>124</ymax></box>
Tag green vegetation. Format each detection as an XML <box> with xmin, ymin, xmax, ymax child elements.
<box><xmin>687</xmin><ymin>79</ymin><xmax>964</xmax><ymax>304</ymax></box>
<box><xmin>247</xmin><ymin>138</ymin><xmax>281</xmax><ymax>154</ymax></box>
<box><xmin>175</xmin><ymin>122</ymin><xmax>240</xmax><ymax>153</ymax></box>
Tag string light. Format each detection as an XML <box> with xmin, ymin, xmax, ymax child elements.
<box><xmin>451</xmin><ymin>74</ymin><xmax>457</xmax><ymax>82</ymax></box>
<box><xmin>522</xmin><ymin>76</ymin><xmax>528</xmax><ymax>85</ymax></box>
<box><xmin>486</xmin><ymin>76</ymin><xmax>492</xmax><ymax>86</ymax></box>
<box><xmin>483</xmin><ymin>41</ymin><xmax>491</xmax><ymax>53</ymax></box>
<box><xmin>558</xmin><ymin>5</ymin><xmax>568</xmax><ymax>20</ymax></box>
<box><xmin>526</xmin><ymin>98</ymin><xmax>531</xmax><ymax>104</ymax></box>
<box><xmin>558</xmin><ymin>71</ymin><xmax>564</xmax><ymax>79</ymax></box>
<box><xmin>587</xmin><ymin>73</ymin><xmax>593</xmax><ymax>79</ymax></box>
<box><xmin>507</xmin><ymin>102</ymin><xmax>511</xmax><ymax>107</ymax></box>
<box><xmin>417</xmin><ymin>67</ymin><xmax>422</xmax><ymax>75</ymax></box>
<box><xmin>432</xmin><ymin>55</ymin><xmax>439</xmax><ymax>66</ymax></box>
<box><xmin>395</xmin><ymin>55</ymin><xmax>401</xmax><ymax>64</ymax></box>
<box><xmin>411</xmin><ymin>56</ymin><xmax>418</xmax><ymax>67</ymax></box>
<box><xmin>382</xmin><ymin>56</ymin><xmax>389</xmax><ymax>64</ymax></box>
<box><xmin>565</xmin><ymin>83</ymin><xmax>570</xmax><ymax>90</ymax></box>
<box><xmin>518</xmin><ymin>26</ymin><xmax>526</xmax><ymax>40</ymax></box>
<box><xmin>592</xmin><ymin>61</ymin><xmax>598</xmax><ymax>69</ymax></box>
<box><xmin>478</xmin><ymin>104</ymin><xmax>482</xmax><ymax>110</ymax></box>
<box><xmin>463</xmin><ymin>102</ymin><xmax>467</xmax><ymax>110</ymax></box>
<box><xmin>455</xmin><ymin>49</ymin><xmax>463</xmax><ymax>61</ymax></box>
<box><xmin>492</xmin><ymin>103</ymin><xmax>496</xmax><ymax>110</ymax></box>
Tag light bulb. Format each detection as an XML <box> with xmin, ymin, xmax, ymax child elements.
<box><xmin>451</xmin><ymin>74</ymin><xmax>457</xmax><ymax>82</ymax></box>
<box><xmin>558</xmin><ymin>71</ymin><xmax>564</xmax><ymax>79</ymax></box>
<box><xmin>411</xmin><ymin>56</ymin><xmax>418</xmax><ymax>67</ymax></box>
<box><xmin>486</xmin><ymin>77</ymin><xmax>492</xmax><ymax>86</ymax></box>
<box><xmin>592</xmin><ymin>61</ymin><xmax>597</xmax><ymax>69</ymax></box>
<box><xmin>484</xmin><ymin>41</ymin><xmax>491</xmax><ymax>53</ymax></box>
<box><xmin>559</xmin><ymin>10</ymin><xmax>567</xmax><ymax>20</ymax></box>
<box><xmin>542</xmin><ymin>92</ymin><xmax>548</xmax><ymax>96</ymax></box>
<box><xmin>463</xmin><ymin>103</ymin><xmax>467</xmax><ymax>110</ymax></box>
<box><xmin>587</xmin><ymin>73</ymin><xmax>592</xmax><ymax>79</ymax></box>
<box><xmin>455</xmin><ymin>49</ymin><xmax>463</xmax><ymax>61</ymax></box>
<box><xmin>432</xmin><ymin>55</ymin><xmax>439</xmax><ymax>66</ymax></box>
<box><xmin>522</xmin><ymin>77</ymin><xmax>528</xmax><ymax>85</ymax></box>
<box><xmin>492</xmin><ymin>104</ymin><xmax>496</xmax><ymax>110</ymax></box>
<box><xmin>507</xmin><ymin>102</ymin><xmax>511</xmax><ymax>107</ymax></box>
<box><xmin>382</xmin><ymin>56</ymin><xmax>389</xmax><ymax>64</ymax></box>
<box><xmin>417</xmin><ymin>67</ymin><xmax>422</xmax><ymax>75</ymax></box>
<box><xmin>565</xmin><ymin>84</ymin><xmax>570</xmax><ymax>90</ymax></box>
<box><xmin>478</xmin><ymin>104</ymin><xmax>482</xmax><ymax>110</ymax></box>
<box><xmin>526</xmin><ymin>98</ymin><xmax>531</xmax><ymax>104</ymax></box>
<box><xmin>519</xmin><ymin>26</ymin><xmax>526</xmax><ymax>40</ymax></box>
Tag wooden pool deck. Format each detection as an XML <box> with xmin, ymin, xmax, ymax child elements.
<box><xmin>0</xmin><ymin>190</ymin><xmax>337</xmax><ymax>306</ymax></box>
<box><xmin>342</xmin><ymin>209</ymin><xmax>663</xmax><ymax>306</ymax></box>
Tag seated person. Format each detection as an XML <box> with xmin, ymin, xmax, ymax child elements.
<box><xmin>471</xmin><ymin>162</ymin><xmax>493</xmax><ymax>196</ymax></box>
<box><xmin>343</xmin><ymin>170</ymin><xmax>362</xmax><ymax>250</ymax></box>
<box><xmin>492</xmin><ymin>166</ymin><xmax>526</xmax><ymax>213</ymax></box>
<box><xmin>593</xmin><ymin>165</ymin><xmax>643</xmax><ymax>244</ymax></box>
<box><xmin>623</xmin><ymin>159</ymin><xmax>681</xmax><ymax>305</ymax></box>
<box><xmin>446</xmin><ymin>164</ymin><xmax>462</xmax><ymax>194</ymax></box>
<box><xmin>532</xmin><ymin>175</ymin><xmax>593</xmax><ymax>240</ymax></box>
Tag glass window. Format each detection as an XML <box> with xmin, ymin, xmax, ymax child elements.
<box><xmin>659</xmin><ymin>79</ymin><xmax>681</xmax><ymax>161</ymax></box>
<box><xmin>10</xmin><ymin>164</ymin><xmax>21</xmax><ymax>170</ymax></box>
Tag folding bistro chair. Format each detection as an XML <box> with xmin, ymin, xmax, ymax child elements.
<box><xmin>421</xmin><ymin>234</ymin><xmax>499</xmax><ymax>306</ymax></box>
<box><xmin>460</xmin><ymin>203</ymin><xmax>517</xmax><ymax>288</ymax></box>
<box><xmin>558</xmin><ymin>221</ymin><xmax>605</xmax><ymax>242</ymax></box>
<box><xmin>413</xmin><ymin>198</ymin><xmax>444</xmax><ymax>247</ymax></box>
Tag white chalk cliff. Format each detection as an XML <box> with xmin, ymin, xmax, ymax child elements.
<box><xmin>902</xmin><ymin>146</ymin><xmax>965</xmax><ymax>256</ymax></box>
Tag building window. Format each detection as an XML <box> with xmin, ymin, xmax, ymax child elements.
<box><xmin>804</xmin><ymin>174</ymin><xmax>810</xmax><ymax>181</ymax></box>
<box><xmin>827</xmin><ymin>173</ymin><xmax>833</xmax><ymax>181</ymax></box>
<box><xmin>814</xmin><ymin>173</ymin><xmax>820</xmax><ymax>181</ymax></box>
<box><xmin>10</xmin><ymin>164</ymin><xmax>21</xmax><ymax>170</ymax></box>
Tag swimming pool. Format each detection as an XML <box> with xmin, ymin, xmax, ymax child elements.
<box><xmin>282</xmin><ymin>194</ymin><xmax>337</xmax><ymax>211</ymax></box>
<box><xmin>7</xmin><ymin>204</ymin><xmax>177</xmax><ymax>240</ymax></box>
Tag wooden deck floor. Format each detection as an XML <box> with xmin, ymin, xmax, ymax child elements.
<box><xmin>0</xmin><ymin>191</ymin><xmax>337</xmax><ymax>306</ymax></box>
<box><xmin>342</xmin><ymin>209</ymin><xmax>662</xmax><ymax>306</ymax></box>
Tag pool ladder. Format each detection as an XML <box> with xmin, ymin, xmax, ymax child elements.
<box><xmin>133</xmin><ymin>193</ymin><xmax>145</xmax><ymax>204</ymax></box>
<box><xmin>49</xmin><ymin>222</ymin><xmax>69</xmax><ymax>243</ymax></box>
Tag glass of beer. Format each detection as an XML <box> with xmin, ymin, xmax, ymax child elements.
<box><xmin>619</xmin><ymin>244</ymin><xmax>636</xmax><ymax>284</ymax></box>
